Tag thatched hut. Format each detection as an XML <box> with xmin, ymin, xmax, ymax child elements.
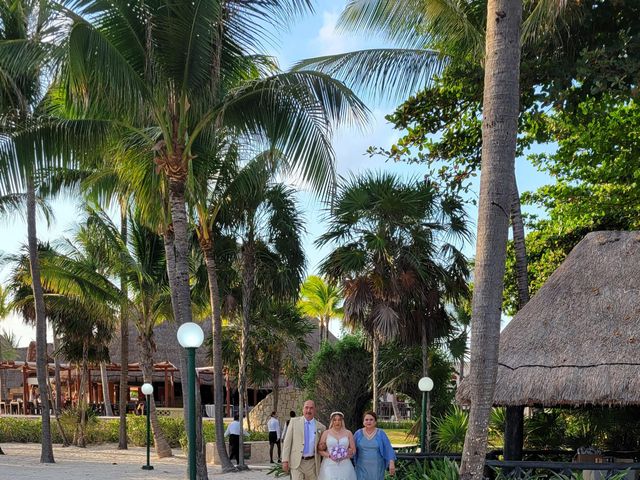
<box><xmin>457</xmin><ymin>231</ymin><xmax>640</xmax><ymax>456</ymax></box>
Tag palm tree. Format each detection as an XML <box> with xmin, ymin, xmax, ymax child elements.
<box><xmin>0</xmin><ymin>0</ymin><xmax>67</xmax><ymax>461</ymax></box>
<box><xmin>63</xmin><ymin>2</ymin><xmax>367</xmax><ymax>474</ymax></box>
<box><xmin>253</xmin><ymin>302</ymin><xmax>313</xmax><ymax>412</ymax></box>
<box><xmin>298</xmin><ymin>275</ymin><xmax>343</xmax><ymax>346</ymax></box>
<box><xmin>217</xmin><ymin>163</ymin><xmax>305</xmax><ymax>466</ymax></box>
<box><xmin>79</xmin><ymin>209</ymin><xmax>174</xmax><ymax>457</ymax></box>
<box><xmin>319</xmin><ymin>172</ymin><xmax>470</xmax><ymax>414</ymax></box>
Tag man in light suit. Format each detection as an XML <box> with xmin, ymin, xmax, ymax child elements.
<box><xmin>282</xmin><ymin>399</ymin><xmax>326</xmax><ymax>480</ymax></box>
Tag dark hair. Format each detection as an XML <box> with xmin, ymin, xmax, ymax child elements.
<box><xmin>290</xmin><ymin>410</ymin><xmax>296</xmax><ymax>418</ymax></box>
<box><xmin>271</xmin><ymin>411</ymin><xmax>277</xmax><ymax>416</ymax></box>
<box><xmin>233</xmin><ymin>414</ymin><xmax>239</xmax><ymax>421</ymax></box>
<box><xmin>363</xmin><ymin>410</ymin><xmax>377</xmax><ymax>422</ymax></box>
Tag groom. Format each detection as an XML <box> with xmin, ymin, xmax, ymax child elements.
<box><xmin>282</xmin><ymin>399</ymin><xmax>326</xmax><ymax>480</ymax></box>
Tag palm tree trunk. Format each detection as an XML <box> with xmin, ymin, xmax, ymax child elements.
<box><xmin>200</xmin><ymin>235</ymin><xmax>235</xmax><ymax>471</ymax></box>
<box><xmin>118</xmin><ymin>202</ymin><xmax>129</xmax><ymax>450</ymax></box>
<box><xmin>459</xmin><ymin>325</ymin><xmax>467</xmax><ymax>386</ymax></box>
<box><xmin>238</xmin><ymin>240</ymin><xmax>255</xmax><ymax>469</ymax></box>
<box><xmin>390</xmin><ymin>393</ymin><xmax>401</xmax><ymax>420</ymax></box>
<box><xmin>78</xmin><ymin>343</ymin><xmax>89</xmax><ymax>448</ymax></box>
<box><xmin>140</xmin><ymin>333</ymin><xmax>173</xmax><ymax>458</ymax></box>
<box><xmin>99</xmin><ymin>362</ymin><xmax>114</xmax><ymax>417</ymax></box>
<box><xmin>504</xmin><ymin>179</ymin><xmax>529</xmax><ymax>461</ymax></box>
<box><xmin>26</xmin><ymin>176</ymin><xmax>54</xmax><ymax>463</ymax></box>
<box><xmin>459</xmin><ymin>1</ymin><xmax>522</xmax><ymax>479</ymax></box>
<box><xmin>510</xmin><ymin>179</ymin><xmax>530</xmax><ymax>309</ymax></box>
<box><xmin>167</xmin><ymin>172</ymin><xmax>208</xmax><ymax>479</ymax></box>
<box><xmin>371</xmin><ymin>336</ymin><xmax>379</xmax><ymax>414</ymax></box>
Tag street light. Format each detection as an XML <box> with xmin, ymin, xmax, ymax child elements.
<box><xmin>177</xmin><ymin>322</ymin><xmax>204</xmax><ymax>480</ymax></box>
<box><xmin>418</xmin><ymin>376</ymin><xmax>434</xmax><ymax>453</ymax></box>
<box><xmin>141</xmin><ymin>382</ymin><xmax>154</xmax><ymax>471</ymax></box>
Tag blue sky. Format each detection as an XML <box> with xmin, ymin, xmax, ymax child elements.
<box><xmin>0</xmin><ymin>1</ymin><xmax>551</xmax><ymax>346</ymax></box>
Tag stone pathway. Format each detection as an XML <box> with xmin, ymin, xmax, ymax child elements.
<box><xmin>0</xmin><ymin>443</ymin><xmax>274</xmax><ymax>479</ymax></box>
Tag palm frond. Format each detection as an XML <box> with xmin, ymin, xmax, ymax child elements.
<box><xmin>292</xmin><ymin>49</ymin><xmax>445</xmax><ymax>102</ymax></box>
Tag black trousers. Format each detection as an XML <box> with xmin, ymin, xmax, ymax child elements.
<box><xmin>268</xmin><ymin>431</ymin><xmax>281</xmax><ymax>461</ymax></box>
<box><xmin>228</xmin><ymin>434</ymin><xmax>239</xmax><ymax>463</ymax></box>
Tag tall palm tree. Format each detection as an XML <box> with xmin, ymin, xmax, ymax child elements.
<box><xmin>0</xmin><ymin>0</ymin><xmax>67</xmax><ymax>461</ymax></box>
<box><xmin>298</xmin><ymin>275</ymin><xmax>343</xmax><ymax>346</ymax></box>
<box><xmin>319</xmin><ymin>172</ymin><xmax>470</xmax><ymax>414</ymax></box>
<box><xmin>217</xmin><ymin>165</ymin><xmax>305</xmax><ymax>466</ymax></box>
<box><xmin>63</xmin><ymin>2</ymin><xmax>367</xmax><ymax>474</ymax></box>
<box><xmin>79</xmin><ymin>208</ymin><xmax>175</xmax><ymax>457</ymax></box>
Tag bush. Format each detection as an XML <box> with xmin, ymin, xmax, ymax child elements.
<box><xmin>304</xmin><ymin>335</ymin><xmax>372</xmax><ymax>430</ymax></box>
<box><xmin>0</xmin><ymin>415</ymin><xmax>271</xmax><ymax>447</ymax></box>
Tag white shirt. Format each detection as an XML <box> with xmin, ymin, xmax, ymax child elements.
<box><xmin>224</xmin><ymin>420</ymin><xmax>247</xmax><ymax>437</ymax></box>
<box><xmin>267</xmin><ymin>417</ymin><xmax>281</xmax><ymax>439</ymax></box>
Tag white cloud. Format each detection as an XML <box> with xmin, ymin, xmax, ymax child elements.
<box><xmin>314</xmin><ymin>10</ymin><xmax>366</xmax><ymax>56</ymax></box>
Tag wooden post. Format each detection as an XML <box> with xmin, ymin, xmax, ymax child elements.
<box><xmin>164</xmin><ymin>369</ymin><xmax>169</xmax><ymax>407</ymax></box>
<box><xmin>22</xmin><ymin>367</ymin><xmax>29</xmax><ymax>414</ymax></box>
<box><xmin>67</xmin><ymin>368</ymin><xmax>72</xmax><ymax>403</ymax></box>
<box><xmin>504</xmin><ymin>405</ymin><xmax>524</xmax><ymax>460</ymax></box>
<box><xmin>88</xmin><ymin>369</ymin><xmax>94</xmax><ymax>404</ymax></box>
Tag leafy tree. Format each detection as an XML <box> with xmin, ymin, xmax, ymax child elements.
<box><xmin>318</xmin><ymin>171</ymin><xmax>469</xmax><ymax>415</ymax></box>
<box><xmin>304</xmin><ymin>335</ymin><xmax>372</xmax><ymax>431</ymax></box>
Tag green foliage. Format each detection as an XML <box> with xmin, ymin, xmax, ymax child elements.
<box><xmin>0</xmin><ymin>415</ymin><xmax>271</xmax><ymax>447</ymax></box>
<box><xmin>433</xmin><ymin>406</ymin><xmax>468</xmax><ymax>453</ymax></box>
<box><xmin>394</xmin><ymin>458</ymin><xmax>460</xmax><ymax>480</ymax></box>
<box><xmin>304</xmin><ymin>335</ymin><xmax>372</xmax><ymax>430</ymax></box>
<box><xmin>378</xmin><ymin>342</ymin><xmax>457</xmax><ymax>421</ymax></box>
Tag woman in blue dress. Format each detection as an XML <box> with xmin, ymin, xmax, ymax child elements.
<box><xmin>353</xmin><ymin>411</ymin><xmax>396</xmax><ymax>479</ymax></box>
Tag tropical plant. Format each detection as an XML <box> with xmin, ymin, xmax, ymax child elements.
<box><xmin>215</xmin><ymin>157</ymin><xmax>305</xmax><ymax>465</ymax></box>
<box><xmin>63</xmin><ymin>1</ymin><xmax>368</xmax><ymax>474</ymax></box>
<box><xmin>318</xmin><ymin>171</ymin><xmax>470</xmax><ymax>416</ymax></box>
<box><xmin>304</xmin><ymin>335</ymin><xmax>372</xmax><ymax>430</ymax></box>
<box><xmin>0</xmin><ymin>0</ymin><xmax>71</xmax><ymax>462</ymax></box>
<box><xmin>298</xmin><ymin>275</ymin><xmax>343</xmax><ymax>346</ymax></box>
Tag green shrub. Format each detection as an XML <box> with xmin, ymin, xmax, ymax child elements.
<box><xmin>433</xmin><ymin>406</ymin><xmax>468</xmax><ymax>453</ymax></box>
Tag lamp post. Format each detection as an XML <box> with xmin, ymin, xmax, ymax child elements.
<box><xmin>177</xmin><ymin>322</ymin><xmax>204</xmax><ymax>480</ymax></box>
<box><xmin>418</xmin><ymin>376</ymin><xmax>434</xmax><ymax>453</ymax></box>
<box><xmin>141</xmin><ymin>382</ymin><xmax>154</xmax><ymax>470</ymax></box>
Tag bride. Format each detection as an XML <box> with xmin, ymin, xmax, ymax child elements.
<box><xmin>317</xmin><ymin>411</ymin><xmax>357</xmax><ymax>480</ymax></box>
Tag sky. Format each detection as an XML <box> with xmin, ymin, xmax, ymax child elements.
<box><xmin>0</xmin><ymin>1</ymin><xmax>551</xmax><ymax>346</ymax></box>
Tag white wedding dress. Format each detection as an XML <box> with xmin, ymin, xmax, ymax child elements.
<box><xmin>318</xmin><ymin>435</ymin><xmax>357</xmax><ymax>480</ymax></box>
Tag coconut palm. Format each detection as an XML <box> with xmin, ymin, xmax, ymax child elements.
<box><xmin>77</xmin><ymin>208</ymin><xmax>175</xmax><ymax>457</ymax></box>
<box><xmin>318</xmin><ymin>172</ymin><xmax>470</xmax><ymax>414</ymax></box>
<box><xmin>0</xmin><ymin>0</ymin><xmax>67</xmax><ymax>461</ymax></box>
<box><xmin>219</xmin><ymin>174</ymin><xmax>305</xmax><ymax>466</ymax></box>
<box><xmin>6</xmin><ymin>242</ymin><xmax>118</xmax><ymax>446</ymax></box>
<box><xmin>63</xmin><ymin>2</ymin><xmax>367</xmax><ymax>474</ymax></box>
<box><xmin>298</xmin><ymin>275</ymin><xmax>343</xmax><ymax>346</ymax></box>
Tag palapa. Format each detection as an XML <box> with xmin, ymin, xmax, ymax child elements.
<box><xmin>457</xmin><ymin>231</ymin><xmax>640</xmax><ymax>407</ymax></box>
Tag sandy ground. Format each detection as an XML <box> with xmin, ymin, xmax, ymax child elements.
<box><xmin>0</xmin><ymin>443</ymin><xmax>275</xmax><ymax>480</ymax></box>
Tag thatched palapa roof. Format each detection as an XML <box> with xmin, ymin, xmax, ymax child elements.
<box><xmin>457</xmin><ymin>231</ymin><xmax>640</xmax><ymax>407</ymax></box>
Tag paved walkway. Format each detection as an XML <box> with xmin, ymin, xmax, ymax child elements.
<box><xmin>0</xmin><ymin>443</ymin><xmax>274</xmax><ymax>479</ymax></box>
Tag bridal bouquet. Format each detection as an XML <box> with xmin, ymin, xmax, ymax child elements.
<box><xmin>329</xmin><ymin>445</ymin><xmax>349</xmax><ymax>462</ymax></box>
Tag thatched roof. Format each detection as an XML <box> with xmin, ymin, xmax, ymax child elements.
<box><xmin>457</xmin><ymin>231</ymin><xmax>640</xmax><ymax>407</ymax></box>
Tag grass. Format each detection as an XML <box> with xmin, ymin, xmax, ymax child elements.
<box><xmin>385</xmin><ymin>428</ymin><xmax>418</xmax><ymax>446</ymax></box>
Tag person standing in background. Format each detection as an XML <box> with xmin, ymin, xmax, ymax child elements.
<box><xmin>267</xmin><ymin>411</ymin><xmax>282</xmax><ymax>463</ymax></box>
<box><xmin>224</xmin><ymin>414</ymin><xmax>247</xmax><ymax>465</ymax></box>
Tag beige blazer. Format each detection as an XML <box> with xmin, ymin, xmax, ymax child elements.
<box><xmin>282</xmin><ymin>416</ymin><xmax>326</xmax><ymax>473</ymax></box>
